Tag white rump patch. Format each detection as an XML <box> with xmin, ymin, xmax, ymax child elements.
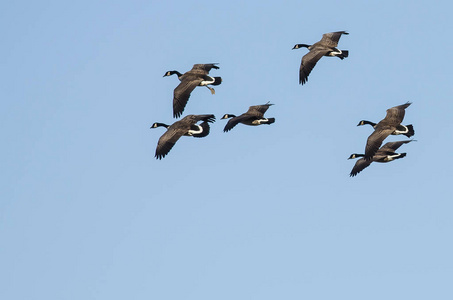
<box><xmin>187</xmin><ymin>125</ymin><xmax>203</xmax><ymax>135</ymax></box>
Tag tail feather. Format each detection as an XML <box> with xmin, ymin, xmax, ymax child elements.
<box><xmin>396</xmin><ymin>153</ymin><xmax>407</xmax><ymax>159</ymax></box>
<box><xmin>192</xmin><ymin>122</ymin><xmax>210</xmax><ymax>138</ymax></box>
<box><xmin>212</xmin><ymin>77</ymin><xmax>222</xmax><ymax>86</ymax></box>
<box><xmin>404</xmin><ymin>124</ymin><xmax>415</xmax><ymax>138</ymax></box>
<box><xmin>338</xmin><ymin>50</ymin><xmax>349</xmax><ymax>60</ymax></box>
<box><xmin>266</xmin><ymin>118</ymin><xmax>275</xmax><ymax>125</ymax></box>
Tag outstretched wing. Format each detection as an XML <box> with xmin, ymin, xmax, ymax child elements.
<box><xmin>173</xmin><ymin>77</ymin><xmax>203</xmax><ymax>118</ymax></box>
<box><xmin>154</xmin><ymin>128</ymin><xmax>185</xmax><ymax>159</ymax></box>
<box><xmin>299</xmin><ymin>49</ymin><xmax>330</xmax><ymax>85</ymax></box>
<box><xmin>379</xmin><ymin>140</ymin><xmax>413</xmax><ymax>152</ymax></box>
<box><xmin>223</xmin><ymin>114</ymin><xmax>254</xmax><ymax>132</ymax></box>
<box><xmin>246</xmin><ymin>103</ymin><xmax>274</xmax><ymax>117</ymax></box>
<box><xmin>320</xmin><ymin>31</ymin><xmax>349</xmax><ymax>47</ymax></box>
<box><xmin>384</xmin><ymin>102</ymin><xmax>411</xmax><ymax>125</ymax></box>
<box><xmin>184</xmin><ymin>114</ymin><xmax>216</xmax><ymax>124</ymax></box>
<box><xmin>189</xmin><ymin>63</ymin><xmax>219</xmax><ymax>75</ymax></box>
<box><xmin>350</xmin><ymin>158</ymin><xmax>372</xmax><ymax>177</ymax></box>
<box><xmin>364</xmin><ymin>127</ymin><xmax>395</xmax><ymax>160</ymax></box>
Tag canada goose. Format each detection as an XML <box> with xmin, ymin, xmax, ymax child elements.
<box><xmin>221</xmin><ymin>102</ymin><xmax>275</xmax><ymax>132</ymax></box>
<box><xmin>292</xmin><ymin>31</ymin><xmax>349</xmax><ymax>85</ymax></box>
<box><xmin>363</xmin><ymin>102</ymin><xmax>413</xmax><ymax>161</ymax></box>
<box><xmin>163</xmin><ymin>64</ymin><xmax>222</xmax><ymax>118</ymax></box>
<box><xmin>150</xmin><ymin>121</ymin><xmax>211</xmax><ymax>138</ymax></box>
<box><xmin>151</xmin><ymin>114</ymin><xmax>215</xmax><ymax>159</ymax></box>
<box><xmin>357</xmin><ymin>120</ymin><xmax>415</xmax><ymax>138</ymax></box>
<box><xmin>349</xmin><ymin>140</ymin><xmax>414</xmax><ymax>177</ymax></box>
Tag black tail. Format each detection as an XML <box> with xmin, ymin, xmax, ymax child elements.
<box><xmin>338</xmin><ymin>50</ymin><xmax>349</xmax><ymax>60</ymax></box>
<box><xmin>404</xmin><ymin>124</ymin><xmax>415</xmax><ymax>138</ymax></box>
<box><xmin>212</xmin><ymin>77</ymin><xmax>222</xmax><ymax>86</ymax></box>
<box><xmin>266</xmin><ymin>118</ymin><xmax>275</xmax><ymax>125</ymax></box>
<box><xmin>396</xmin><ymin>153</ymin><xmax>407</xmax><ymax>159</ymax></box>
<box><xmin>192</xmin><ymin>122</ymin><xmax>210</xmax><ymax>138</ymax></box>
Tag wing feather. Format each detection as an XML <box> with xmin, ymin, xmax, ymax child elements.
<box><xmin>379</xmin><ymin>140</ymin><xmax>413</xmax><ymax>152</ymax></box>
<box><xmin>188</xmin><ymin>63</ymin><xmax>219</xmax><ymax>75</ymax></box>
<box><xmin>350</xmin><ymin>158</ymin><xmax>372</xmax><ymax>177</ymax></box>
<box><xmin>223</xmin><ymin>114</ymin><xmax>255</xmax><ymax>132</ymax></box>
<box><xmin>154</xmin><ymin>128</ymin><xmax>185</xmax><ymax>159</ymax></box>
<box><xmin>384</xmin><ymin>102</ymin><xmax>411</xmax><ymax>125</ymax></box>
<box><xmin>246</xmin><ymin>103</ymin><xmax>273</xmax><ymax>117</ymax></box>
<box><xmin>364</xmin><ymin>128</ymin><xmax>395</xmax><ymax>160</ymax></box>
<box><xmin>173</xmin><ymin>78</ymin><xmax>203</xmax><ymax>118</ymax></box>
<box><xmin>299</xmin><ymin>50</ymin><xmax>330</xmax><ymax>85</ymax></box>
<box><xmin>319</xmin><ymin>31</ymin><xmax>348</xmax><ymax>47</ymax></box>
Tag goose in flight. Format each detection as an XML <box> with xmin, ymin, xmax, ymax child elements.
<box><xmin>292</xmin><ymin>31</ymin><xmax>349</xmax><ymax>85</ymax></box>
<box><xmin>151</xmin><ymin>114</ymin><xmax>215</xmax><ymax>159</ymax></box>
<box><xmin>363</xmin><ymin>102</ymin><xmax>413</xmax><ymax>161</ymax></box>
<box><xmin>164</xmin><ymin>64</ymin><xmax>222</xmax><ymax>118</ymax></box>
<box><xmin>221</xmin><ymin>102</ymin><xmax>275</xmax><ymax>132</ymax></box>
<box><xmin>349</xmin><ymin>140</ymin><xmax>414</xmax><ymax>177</ymax></box>
<box><xmin>357</xmin><ymin>120</ymin><xmax>414</xmax><ymax>138</ymax></box>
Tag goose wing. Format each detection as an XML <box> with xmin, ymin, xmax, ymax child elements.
<box><xmin>223</xmin><ymin>114</ymin><xmax>255</xmax><ymax>132</ymax></box>
<box><xmin>185</xmin><ymin>114</ymin><xmax>216</xmax><ymax>124</ymax></box>
<box><xmin>246</xmin><ymin>103</ymin><xmax>274</xmax><ymax>117</ymax></box>
<box><xmin>384</xmin><ymin>102</ymin><xmax>411</xmax><ymax>125</ymax></box>
<box><xmin>154</xmin><ymin>115</ymin><xmax>215</xmax><ymax>158</ymax></box>
<box><xmin>299</xmin><ymin>49</ymin><xmax>331</xmax><ymax>85</ymax></box>
<box><xmin>350</xmin><ymin>158</ymin><xmax>372</xmax><ymax>177</ymax></box>
<box><xmin>364</xmin><ymin>127</ymin><xmax>395</xmax><ymax>160</ymax></box>
<box><xmin>379</xmin><ymin>140</ymin><xmax>413</xmax><ymax>152</ymax></box>
<box><xmin>173</xmin><ymin>76</ymin><xmax>204</xmax><ymax>118</ymax></box>
<box><xmin>319</xmin><ymin>31</ymin><xmax>349</xmax><ymax>47</ymax></box>
<box><xmin>154</xmin><ymin>125</ymin><xmax>186</xmax><ymax>159</ymax></box>
<box><xmin>189</xmin><ymin>63</ymin><xmax>219</xmax><ymax>75</ymax></box>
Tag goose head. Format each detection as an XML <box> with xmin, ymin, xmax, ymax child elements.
<box><xmin>163</xmin><ymin>70</ymin><xmax>182</xmax><ymax>77</ymax></box>
<box><xmin>357</xmin><ymin>120</ymin><xmax>376</xmax><ymax>127</ymax></box>
<box><xmin>221</xmin><ymin>114</ymin><xmax>236</xmax><ymax>120</ymax></box>
<box><xmin>150</xmin><ymin>122</ymin><xmax>169</xmax><ymax>129</ymax></box>
<box><xmin>348</xmin><ymin>154</ymin><xmax>365</xmax><ymax>160</ymax></box>
<box><xmin>292</xmin><ymin>44</ymin><xmax>311</xmax><ymax>50</ymax></box>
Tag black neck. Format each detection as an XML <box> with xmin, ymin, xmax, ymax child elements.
<box><xmin>349</xmin><ymin>154</ymin><xmax>365</xmax><ymax>159</ymax></box>
<box><xmin>164</xmin><ymin>70</ymin><xmax>183</xmax><ymax>77</ymax></box>
<box><xmin>293</xmin><ymin>44</ymin><xmax>311</xmax><ymax>49</ymax></box>
<box><xmin>152</xmin><ymin>122</ymin><xmax>169</xmax><ymax>128</ymax></box>
<box><xmin>360</xmin><ymin>120</ymin><xmax>376</xmax><ymax>126</ymax></box>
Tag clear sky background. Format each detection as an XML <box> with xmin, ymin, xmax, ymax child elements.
<box><xmin>1</xmin><ymin>0</ymin><xmax>452</xmax><ymax>299</ymax></box>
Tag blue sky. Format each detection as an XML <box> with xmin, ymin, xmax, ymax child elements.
<box><xmin>1</xmin><ymin>0</ymin><xmax>452</xmax><ymax>299</ymax></box>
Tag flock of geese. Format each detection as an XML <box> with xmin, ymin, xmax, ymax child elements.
<box><xmin>152</xmin><ymin>31</ymin><xmax>416</xmax><ymax>177</ymax></box>
<box><xmin>349</xmin><ymin>102</ymin><xmax>415</xmax><ymax>177</ymax></box>
<box><xmin>152</xmin><ymin>62</ymin><xmax>276</xmax><ymax>160</ymax></box>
